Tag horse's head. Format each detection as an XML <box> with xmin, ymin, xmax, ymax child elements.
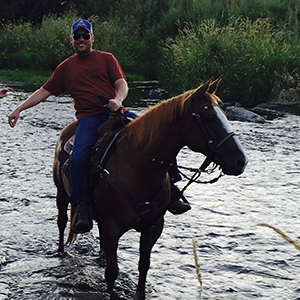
<box><xmin>183</xmin><ymin>77</ymin><xmax>248</xmax><ymax>176</ymax></box>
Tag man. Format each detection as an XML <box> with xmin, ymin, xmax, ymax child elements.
<box><xmin>8</xmin><ymin>19</ymin><xmax>190</xmax><ymax>233</ymax></box>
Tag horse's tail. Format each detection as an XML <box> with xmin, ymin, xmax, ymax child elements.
<box><xmin>66</xmin><ymin>206</ymin><xmax>78</xmax><ymax>245</ymax></box>
<box><xmin>66</xmin><ymin>230</ymin><xmax>78</xmax><ymax>245</ymax></box>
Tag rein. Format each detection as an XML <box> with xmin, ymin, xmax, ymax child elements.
<box><xmin>99</xmin><ymin>94</ymin><xmax>221</xmax><ymax>185</ymax></box>
<box><xmin>137</xmin><ymin>146</ymin><xmax>224</xmax><ymax>190</ymax></box>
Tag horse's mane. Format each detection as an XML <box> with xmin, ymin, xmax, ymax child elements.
<box><xmin>120</xmin><ymin>90</ymin><xmax>193</xmax><ymax>146</ymax></box>
<box><xmin>119</xmin><ymin>77</ymin><xmax>222</xmax><ymax>146</ymax></box>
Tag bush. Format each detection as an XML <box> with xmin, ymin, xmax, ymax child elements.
<box><xmin>0</xmin><ymin>11</ymin><xmax>145</xmax><ymax>75</ymax></box>
<box><xmin>92</xmin><ymin>15</ymin><xmax>148</xmax><ymax>76</ymax></box>
<box><xmin>0</xmin><ymin>12</ymin><xmax>76</xmax><ymax>70</ymax></box>
<box><xmin>158</xmin><ymin>17</ymin><xmax>300</xmax><ymax>107</ymax></box>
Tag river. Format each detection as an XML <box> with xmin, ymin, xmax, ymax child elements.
<box><xmin>0</xmin><ymin>82</ymin><xmax>299</xmax><ymax>300</ymax></box>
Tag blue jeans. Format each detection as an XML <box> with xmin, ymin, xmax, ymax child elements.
<box><xmin>69</xmin><ymin>111</ymin><xmax>110</xmax><ymax>206</ymax></box>
<box><xmin>69</xmin><ymin>110</ymin><xmax>181</xmax><ymax>206</ymax></box>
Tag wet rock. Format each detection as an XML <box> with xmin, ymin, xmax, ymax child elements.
<box><xmin>251</xmin><ymin>106</ymin><xmax>286</xmax><ymax>120</ymax></box>
<box><xmin>253</xmin><ymin>102</ymin><xmax>300</xmax><ymax>117</ymax></box>
<box><xmin>221</xmin><ymin>88</ymin><xmax>300</xmax><ymax>122</ymax></box>
<box><xmin>224</xmin><ymin>105</ymin><xmax>267</xmax><ymax>123</ymax></box>
<box><xmin>148</xmin><ymin>88</ymin><xmax>167</xmax><ymax>99</ymax></box>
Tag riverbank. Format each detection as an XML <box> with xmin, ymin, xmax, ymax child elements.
<box><xmin>2</xmin><ymin>70</ymin><xmax>300</xmax><ymax>123</ymax></box>
<box><xmin>0</xmin><ymin>69</ymin><xmax>51</xmax><ymax>85</ymax></box>
<box><xmin>0</xmin><ymin>69</ymin><xmax>144</xmax><ymax>86</ymax></box>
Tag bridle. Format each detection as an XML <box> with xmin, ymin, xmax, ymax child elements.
<box><xmin>191</xmin><ymin>100</ymin><xmax>236</xmax><ymax>171</ymax></box>
<box><xmin>137</xmin><ymin>98</ymin><xmax>236</xmax><ymax>190</ymax></box>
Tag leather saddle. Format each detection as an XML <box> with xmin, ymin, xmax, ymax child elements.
<box><xmin>58</xmin><ymin>114</ymin><xmax>130</xmax><ymax>183</ymax></box>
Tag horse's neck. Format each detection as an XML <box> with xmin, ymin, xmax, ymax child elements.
<box><xmin>142</xmin><ymin>123</ymin><xmax>182</xmax><ymax>163</ymax></box>
<box><xmin>108</xmin><ymin>117</ymin><xmax>182</xmax><ymax>189</ymax></box>
<box><xmin>112</xmin><ymin>123</ymin><xmax>181</xmax><ymax>187</ymax></box>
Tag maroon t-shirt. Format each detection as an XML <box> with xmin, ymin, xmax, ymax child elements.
<box><xmin>43</xmin><ymin>50</ymin><xmax>126</xmax><ymax>120</ymax></box>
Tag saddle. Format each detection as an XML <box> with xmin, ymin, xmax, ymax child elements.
<box><xmin>58</xmin><ymin>114</ymin><xmax>130</xmax><ymax>183</ymax></box>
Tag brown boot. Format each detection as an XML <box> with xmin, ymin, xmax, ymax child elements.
<box><xmin>71</xmin><ymin>203</ymin><xmax>93</xmax><ymax>233</ymax></box>
<box><xmin>168</xmin><ymin>184</ymin><xmax>191</xmax><ymax>215</ymax></box>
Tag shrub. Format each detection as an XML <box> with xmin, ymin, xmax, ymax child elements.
<box><xmin>158</xmin><ymin>17</ymin><xmax>300</xmax><ymax>107</ymax></box>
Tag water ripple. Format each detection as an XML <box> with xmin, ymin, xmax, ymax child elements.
<box><xmin>0</xmin><ymin>91</ymin><xmax>300</xmax><ymax>299</ymax></box>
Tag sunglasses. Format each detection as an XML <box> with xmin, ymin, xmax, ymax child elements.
<box><xmin>73</xmin><ymin>33</ymin><xmax>91</xmax><ymax>41</ymax></box>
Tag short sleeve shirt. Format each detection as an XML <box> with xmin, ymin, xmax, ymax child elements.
<box><xmin>43</xmin><ymin>50</ymin><xmax>126</xmax><ymax>120</ymax></box>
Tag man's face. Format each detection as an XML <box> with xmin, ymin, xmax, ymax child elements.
<box><xmin>70</xmin><ymin>28</ymin><xmax>94</xmax><ymax>55</ymax></box>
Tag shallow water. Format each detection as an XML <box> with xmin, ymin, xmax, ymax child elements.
<box><xmin>0</xmin><ymin>84</ymin><xmax>300</xmax><ymax>300</ymax></box>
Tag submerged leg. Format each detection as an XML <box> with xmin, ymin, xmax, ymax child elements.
<box><xmin>101</xmin><ymin>222</ymin><xmax>121</xmax><ymax>296</ymax></box>
<box><xmin>56</xmin><ymin>188</ymin><xmax>69</xmax><ymax>252</ymax></box>
<box><xmin>136</xmin><ymin>217</ymin><xmax>164</xmax><ymax>297</ymax></box>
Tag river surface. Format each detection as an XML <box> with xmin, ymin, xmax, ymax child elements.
<box><xmin>0</xmin><ymin>82</ymin><xmax>300</xmax><ymax>300</ymax></box>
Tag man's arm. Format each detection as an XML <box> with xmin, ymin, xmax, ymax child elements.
<box><xmin>106</xmin><ymin>78</ymin><xmax>128</xmax><ymax>112</ymax></box>
<box><xmin>8</xmin><ymin>87</ymin><xmax>51</xmax><ymax>127</ymax></box>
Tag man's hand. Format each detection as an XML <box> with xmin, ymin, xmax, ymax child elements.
<box><xmin>106</xmin><ymin>98</ymin><xmax>123</xmax><ymax>111</ymax></box>
<box><xmin>0</xmin><ymin>87</ymin><xmax>13</xmax><ymax>98</ymax></box>
<box><xmin>8</xmin><ymin>108</ymin><xmax>21</xmax><ymax>128</ymax></box>
<box><xmin>7</xmin><ymin>87</ymin><xmax>51</xmax><ymax>128</ymax></box>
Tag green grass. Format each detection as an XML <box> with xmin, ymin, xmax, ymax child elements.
<box><xmin>0</xmin><ymin>69</ymin><xmax>52</xmax><ymax>84</ymax></box>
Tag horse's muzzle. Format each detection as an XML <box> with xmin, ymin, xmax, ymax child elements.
<box><xmin>222</xmin><ymin>153</ymin><xmax>248</xmax><ymax>176</ymax></box>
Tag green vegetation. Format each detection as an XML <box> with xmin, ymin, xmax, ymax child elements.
<box><xmin>1</xmin><ymin>0</ymin><xmax>300</xmax><ymax>107</ymax></box>
<box><xmin>0</xmin><ymin>69</ymin><xmax>51</xmax><ymax>84</ymax></box>
<box><xmin>159</xmin><ymin>18</ymin><xmax>300</xmax><ymax>106</ymax></box>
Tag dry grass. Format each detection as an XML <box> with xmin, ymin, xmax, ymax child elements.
<box><xmin>257</xmin><ymin>223</ymin><xmax>300</xmax><ymax>251</ymax></box>
<box><xmin>192</xmin><ymin>238</ymin><xmax>202</xmax><ymax>286</ymax></box>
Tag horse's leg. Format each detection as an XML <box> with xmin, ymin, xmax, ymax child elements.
<box><xmin>97</xmin><ymin>221</ymin><xmax>107</xmax><ymax>268</ymax></box>
<box><xmin>56</xmin><ymin>187</ymin><xmax>69</xmax><ymax>252</ymax></box>
<box><xmin>136</xmin><ymin>217</ymin><xmax>164</xmax><ymax>297</ymax></box>
<box><xmin>101</xmin><ymin>222</ymin><xmax>121</xmax><ymax>296</ymax></box>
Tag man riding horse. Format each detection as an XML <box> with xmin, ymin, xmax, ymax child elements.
<box><xmin>8</xmin><ymin>19</ymin><xmax>190</xmax><ymax>234</ymax></box>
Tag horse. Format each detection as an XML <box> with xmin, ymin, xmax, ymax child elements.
<box><xmin>53</xmin><ymin>77</ymin><xmax>248</xmax><ymax>299</ymax></box>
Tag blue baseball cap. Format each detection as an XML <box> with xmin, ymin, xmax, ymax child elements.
<box><xmin>71</xmin><ymin>19</ymin><xmax>93</xmax><ymax>34</ymax></box>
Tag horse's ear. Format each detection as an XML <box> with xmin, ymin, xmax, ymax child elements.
<box><xmin>208</xmin><ymin>76</ymin><xmax>222</xmax><ymax>94</ymax></box>
<box><xmin>193</xmin><ymin>80</ymin><xmax>211</xmax><ymax>98</ymax></box>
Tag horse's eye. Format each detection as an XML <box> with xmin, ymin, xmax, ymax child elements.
<box><xmin>205</xmin><ymin>115</ymin><xmax>218</xmax><ymax>123</ymax></box>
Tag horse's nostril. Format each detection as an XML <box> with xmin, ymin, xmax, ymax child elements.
<box><xmin>236</xmin><ymin>156</ymin><xmax>248</xmax><ymax>172</ymax></box>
